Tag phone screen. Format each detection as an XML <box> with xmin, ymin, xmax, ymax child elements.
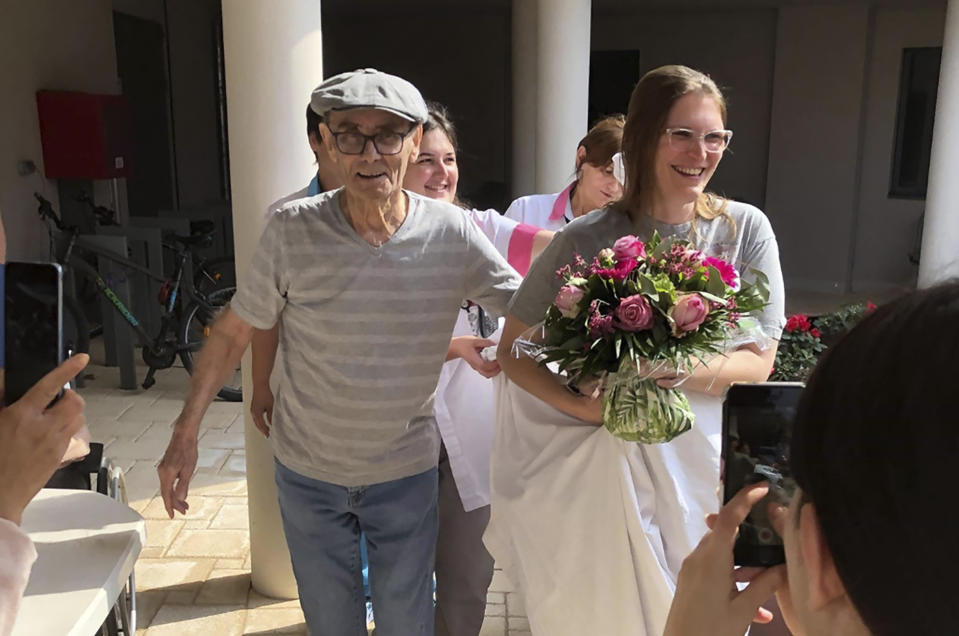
<box><xmin>4</xmin><ymin>262</ymin><xmax>63</xmax><ymax>406</ymax></box>
<box><xmin>722</xmin><ymin>383</ymin><xmax>803</xmax><ymax>566</ymax></box>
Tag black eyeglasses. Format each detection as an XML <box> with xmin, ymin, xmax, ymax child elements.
<box><xmin>330</xmin><ymin>126</ymin><xmax>416</xmax><ymax>156</ymax></box>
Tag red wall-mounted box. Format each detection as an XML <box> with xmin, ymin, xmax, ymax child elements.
<box><xmin>36</xmin><ymin>90</ymin><xmax>133</xmax><ymax>179</ymax></box>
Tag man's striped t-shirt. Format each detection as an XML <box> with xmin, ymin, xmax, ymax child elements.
<box><xmin>231</xmin><ymin>189</ymin><xmax>521</xmax><ymax>487</ymax></box>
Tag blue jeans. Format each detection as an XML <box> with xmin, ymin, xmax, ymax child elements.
<box><xmin>274</xmin><ymin>460</ymin><xmax>438</xmax><ymax>636</ymax></box>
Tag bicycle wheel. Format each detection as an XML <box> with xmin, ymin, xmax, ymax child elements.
<box><xmin>179</xmin><ymin>287</ymin><xmax>242</xmax><ymax>402</ymax></box>
<box><xmin>193</xmin><ymin>256</ymin><xmax>236</xmax><ymax>295</ymax></box>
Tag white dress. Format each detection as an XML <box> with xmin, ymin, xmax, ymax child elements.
<box><xmin>487</xmin><ymin>381</ymin><xmax>721</xmax><ymax>635</ymax></box>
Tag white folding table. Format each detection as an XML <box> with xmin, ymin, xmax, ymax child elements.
<box><xmin>11</xmin><ymin>489</ymin><xmax>145</xmax><ymax>636</ymax></box>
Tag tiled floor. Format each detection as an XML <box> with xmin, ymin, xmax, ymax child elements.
<box><xmin>80</xmin><ymin>344</ymin><xmax>529</xmax><ymax>635</ymax></box>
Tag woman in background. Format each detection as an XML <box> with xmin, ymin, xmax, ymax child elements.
<box><xmin>403</xmin><ymin>103</ymin><xmax>552</xmax><ymax>636</ymax></box>
<box><xmin>504</xmin><ymin>115</ymin><xmax>625</xmax><ymax>231</ymax></box>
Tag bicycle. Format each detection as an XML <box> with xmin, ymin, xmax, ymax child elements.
<box><xmin>73</xmin><ymin>194</ymin><xmax>236</xmax><ymax>298</ymax></box>
<box><xmin>34</xmin><ymin>193</ymin><xmax>242</xmax><ymax>401</ymax></box>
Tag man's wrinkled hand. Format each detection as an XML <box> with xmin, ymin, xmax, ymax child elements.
<box><xmin>157</xmin><ymin>424</ymin><xmax>199</xmax><ymax>519</ymax></box>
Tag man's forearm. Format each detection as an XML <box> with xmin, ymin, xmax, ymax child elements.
<box><xmin>251</xmin><ymin>324</ymin><xmax>280</xmax><ymax>387</ymax></box>
<box><xmin>177</xmin><ymin>309</ymin><xmax>254</xmax><ymax>434</ymax></box>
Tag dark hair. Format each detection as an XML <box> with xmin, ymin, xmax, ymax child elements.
<box><xmin>790</xmin><ymin>279</ymin><xmax>959</xmax><ymax>635</ymax></box>
<box><xmin>620</xmin><ymin>65</ymin><xmax>729</xmax><ymax>224</ymax></box>
<box><xmin>423</xmin><ymin>101</ymin><xmax>459</xmax><ymax>153</ymax></box>
<box><xmin>420</xmin><ymin>101</ymin><xmax>470</xmax><ymax>209</ymax></box>
<box><xmin>576</xmin><ymin>114</ymin><xmax>625</xmax><ymax>172</ymax></box>
<box><xmin>306</xmin><ymin>104</ymin><xmax>322</xmax><ymax>139</ymax></box>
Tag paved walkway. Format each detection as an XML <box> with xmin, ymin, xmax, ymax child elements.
<box><xmin>80</xmin><ymin>346</ymin><xmax>529</xmax><ymax>635</ymax></box>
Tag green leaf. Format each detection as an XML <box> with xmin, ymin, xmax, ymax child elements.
<box><xmin>638</xmin><ymin>274</ymin><xmax>658</xmax><ymax>299</ymax></box>
<box><xmin>700</xmin><ymin>291</ymin><xmax>726</xmax><ymax>305</ymax></box>
<box><xmin>705</xmin><ymin>266</ymin><xmax>726</xmax><ymax>296</ymax></box>
<box><xmin>652</xmin><ymin>236</ymin><xmax>678</xmax><ymax>260</ymax></box>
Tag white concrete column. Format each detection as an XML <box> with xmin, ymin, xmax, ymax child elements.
<box><xmin>534</xmin><ymin>0</ymin><xmax>591</xmax><ymax>194</ymax></box>
<box><xmin>512</xmin><ymin>0</ymin><xmax>538</xmax><ymax>198</ymax></box>
<box><xmin>919</xmin><ymin>0</ymin><xmax>959</xmax><ymax>287</ymax></box>
<box><xmin>221</xmin><ymin>0</ymin><xmax>323</xmax><ymax>599</ymax></box>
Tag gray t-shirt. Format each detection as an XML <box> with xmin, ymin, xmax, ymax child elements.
<box><xmin>509</xmin><ymin>201</ymin><xmax>786</xmax><ymax>341</ymax></box>
<box><xmin>232</xmin><ymin>189</ymin><xmax>521</xmax><ymax>486</ymax></box>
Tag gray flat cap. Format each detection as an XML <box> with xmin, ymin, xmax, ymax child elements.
<box><xmin>310</xmin><ymin>68</ymin><xmax>428</xmax><ymax>124</ymax></box>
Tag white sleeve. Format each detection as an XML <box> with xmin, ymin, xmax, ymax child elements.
<box><xmin>0</xmin><ymin>518</ymin><xmax>37</xmax><ymax>636</ymax></box>
<box><xmin>503</xmin><ymin>196</ymin><xmax>527</xmax><ymax>223</ymax></box>
<box><xmin>466</xmin><ymin>209</ymin><xmax>519</xmax><ymax>258</ymax></box>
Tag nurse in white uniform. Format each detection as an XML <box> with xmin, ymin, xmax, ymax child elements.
<box><xmin>403</xmin><ymin>103</ymin><xmax>552</xmax><ymax>636</ymax></box>
<box><xmin>503</xmin><ymin>115</ymin><xmax>626</xmax><ymax>231</ymax></box>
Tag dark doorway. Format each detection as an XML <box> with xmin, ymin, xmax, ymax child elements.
<box><xmin>588</xmin><ymin>49</ymin><xmax>640</xmax><ymax>126</ymax></box>
<box><xmin>113</xmin><ymin>11</ymin><xmax>176</xmax><ymax>216</ymax></box>
<box><xmin>889</xmin><ymin>46</ymin><xmax>941</xmax><ymax>199</ymax></box>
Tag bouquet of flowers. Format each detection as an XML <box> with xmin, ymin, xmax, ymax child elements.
<box><xmin>516</xmin><ymin>232</ymin><xmax>770</xmax><ymax>444</ymax></box>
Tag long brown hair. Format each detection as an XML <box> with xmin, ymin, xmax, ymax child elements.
<box><xmin>620</xmin><ymin>65</ymin><xmax>731</xmax><ymax>227</ymax></box>
<box><xmin>576</xmin><ymin>114</ymin><xmax>625</xmax><ymax>173</ymax></box>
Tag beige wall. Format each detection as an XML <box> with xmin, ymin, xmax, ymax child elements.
<box><xmin>592</xmin><ymin>8</ymin><xmax>778</xmax><ymax>209</ymax></box>
<box><xmin>764</xmin><ymin>5</ymin><xmax>870</xmax><ymax>294</ymax></box>
<box><xmin>0</xmin><ymin>1</ymin><xmax>119</xmax><ymax>261</ymax></box>
<box><xmin>852</xmin><ymin>7</ymin><xmax>946</xmax><ymax>294</ymax></box>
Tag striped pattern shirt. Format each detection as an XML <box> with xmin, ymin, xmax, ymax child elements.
<box><xmin>231</xmin><ymin>189</ymin><xmax>521</xmax><ymax>486</ymax></box>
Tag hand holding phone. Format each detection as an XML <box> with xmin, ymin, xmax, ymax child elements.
<box><xmin>721</xmin><ymin>382</ymin><xmax>804</xmax><ymax>566</ymax></box>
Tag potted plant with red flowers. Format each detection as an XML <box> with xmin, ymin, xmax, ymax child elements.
<box><xmin>770</xmin><ymin>302</ymin><xmax>876</xmax><ymax>381</ymax></box>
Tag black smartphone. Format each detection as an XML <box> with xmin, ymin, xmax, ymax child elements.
<box><xmin>4</xmin><ymin>262</ymin><xmax>64</xmax><ymax>406</ymax></box>
<box><xmin>721</xmin><ymin>382</ymin><xmax>804</xmax><ymax>566</ymax></box>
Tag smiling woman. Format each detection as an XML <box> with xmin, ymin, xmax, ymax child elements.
<box><xmin>485</xmin><ymin>65</ymin><xmax>787</xmax><ymax>635</ymax></box>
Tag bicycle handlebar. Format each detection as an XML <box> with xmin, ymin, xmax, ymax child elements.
<box><xmin>34</xmin><ymin>192</ymin><xmax>67</xmax><ymax>231</ymax></box>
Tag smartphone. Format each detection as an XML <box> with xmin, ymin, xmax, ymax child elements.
<box><xmin>721</xmin><ymin>382</ymin><xmax>804</xmax><ymax>566</ymax></box>
<box><xmin>4</xmin><ymin>262</ymin><xmax>64</xmax><ymax>406</ymax></box>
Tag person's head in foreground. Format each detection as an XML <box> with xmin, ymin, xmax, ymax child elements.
<box><xmin>570</xmin><ymin>114</ymin><xmax>625</xmax><ymax>215</ymax></box>
<box><xmin>403</xmin><ymin>102</ymin><xmax>462</xmax><ymax>206</ymax></box>
<box><xmin>311</xmin><ymin>68</ymin><xmax>428</xmax><ymax>206</ymax></box>
<box><xmin>665</xmin><ymin>279</ymin><xmax>959</xmax><ymax>636</ymax></box>
<box><xmin>620</xmin><ymin>64</ymin><xmax>734</xmax><ymax>224</ymax></box>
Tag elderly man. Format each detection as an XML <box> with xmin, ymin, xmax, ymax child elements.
<box><xmin>157</xmin><ymin>69</ymin><xmax>520</xmax><ymax>636</ymax></box>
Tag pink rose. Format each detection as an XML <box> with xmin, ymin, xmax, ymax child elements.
<box><xmin>614</xmin><ymin>294</ymin><xmax>654</xmax><ymax>331</ymax></box>
<box><xmin>555</xmin><ymin>284</ymin><xmax>586</xmax><ymax>318</ymax></box>
<box><xmin>612</xmin><ymin>235</ymin><xmax>646</xmax><ymax>261</ymax></box>
<box><xmin>670</xmin><ymin>293</ymin><xmax>709</xmax><ymax>336</ymax></box>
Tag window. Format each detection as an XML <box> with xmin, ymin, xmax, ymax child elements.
<box><xmin>889</xmin><ymin>47</ymin><xmax>941</xmax><ymax>199</ymax></box>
